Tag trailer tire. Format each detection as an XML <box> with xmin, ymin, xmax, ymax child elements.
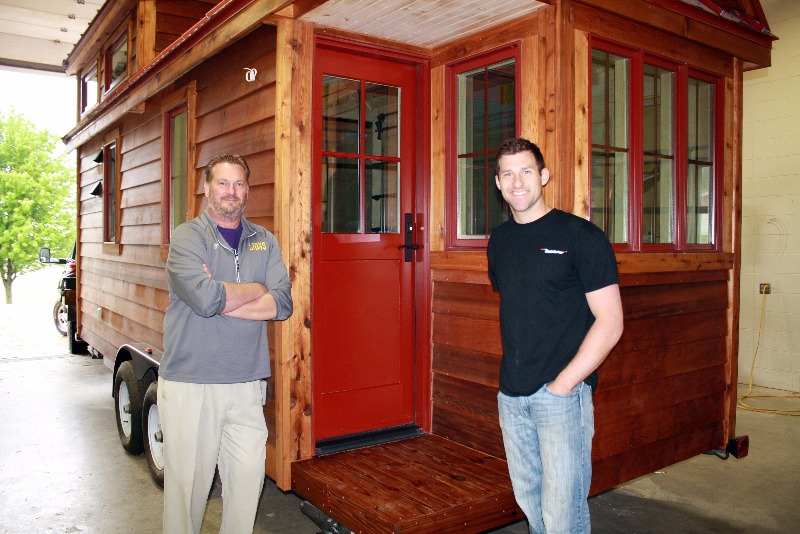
<box><xmin>68</xmin><ymin>321</ymin><xmax>88</xmax><ymax>355</ymax></box>
<box><xmin>143</xmin><ymin>381</ymin><xmax>165</xmax><ymax>487</ymax></box>
<box><xmin>115</xmin><ymin>361</ymin><xmax>144</xmax><ymax>455</ymax></box>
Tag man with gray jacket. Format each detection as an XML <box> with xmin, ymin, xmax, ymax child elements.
<box><xmin>160</xmin><ymin>154</ymin><xmax>292</xmax><ymax>533</ymax></box>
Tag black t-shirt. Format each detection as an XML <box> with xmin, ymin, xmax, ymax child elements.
<box><xmin>487</xmin><ymin>209</ymin><xmax>619</xmax><ymax>396</ymax></box>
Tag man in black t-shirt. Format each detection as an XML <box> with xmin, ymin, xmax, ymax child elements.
<box><xmin>488</xmin><ymin>138</ymin><xmax>623</xmax><ymax>533</ymax></box>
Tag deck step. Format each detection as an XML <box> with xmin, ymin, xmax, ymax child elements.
<box><xmin>292</xmin><ymin>434</ymin><xmax>523</xmax><ymax>533</ymax></box>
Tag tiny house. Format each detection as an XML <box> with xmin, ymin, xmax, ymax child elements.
<box><xmin>63</xmin><ymin>1</ymin><xmax>774</xmax><ymax>531</ymax></box>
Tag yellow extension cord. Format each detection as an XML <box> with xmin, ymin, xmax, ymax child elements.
<box><xmin>737</xmin><ymin>289</ymin><xmax>800</xmax><ymax>416</ymax></box>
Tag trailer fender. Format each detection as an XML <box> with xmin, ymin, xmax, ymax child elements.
<box><xmin>112</xmin><ymin>343</ymin><xmax>163</xmax><ymax>397</ymax></box>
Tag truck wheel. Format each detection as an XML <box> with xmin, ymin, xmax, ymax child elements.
<box><xmin>67</xmin><ymin>321</ymin><xmax>88</xmax><ymax>355</ymax></box>
<box><xmin>143</xmin><ymin>381</ymin><xmax>165</xmax><ymax>487</ymax></box>
<box><xmin>114</xmin><ymin>361</ymin><xmax>144</xmax><ymax>455</ymax></box>
<box><xmin>53</xmin><ymin>301</ymin><xmax>68</xmax><ymax>336</ymax></box>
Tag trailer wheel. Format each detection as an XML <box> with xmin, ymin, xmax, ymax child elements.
<box><xmin>53</xmin><ymin>301</ymin><xmax>68</xmax><ymax>336</ymax></box>
<box><xmin>143</xmin><ymin>381</ymin><xmax>164</xmax><ymax>487</ymax></box>
<box><xmin>68</xmin><ymin>321</ymin><xmax>88</xmax><ymax>355</ymax></box>
<box><xmin>115</xmin><ymin>361</ymin><xmax>144</xmax><ymax>455</ymax></box>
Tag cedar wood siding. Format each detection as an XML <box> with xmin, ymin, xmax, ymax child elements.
<box><xmin>76</xmin><ymin>24</ymin><xmax>281</xmax><ymax>479</ymax></box>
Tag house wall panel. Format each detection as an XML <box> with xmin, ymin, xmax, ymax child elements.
<box><xmin>431</xmin><ymin>259</ymin><xmax>732</xmax><ymax>494</ymax></box>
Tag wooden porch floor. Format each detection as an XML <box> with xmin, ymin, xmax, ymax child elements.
<box><xmin>291</xmin><ymin>434</ymin><xmax>523</xmax><ymax>533</ymax></box>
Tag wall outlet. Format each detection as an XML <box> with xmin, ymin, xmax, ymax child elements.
<box><xmin>759</xmin><ymin>283</ymin><xmax>771</xmax><ymax>294</ymax></box>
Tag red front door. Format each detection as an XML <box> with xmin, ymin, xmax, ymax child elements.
<box><xmin>312</xmin><ymin>44</ymin><xmax>419</xmax><ymax>443</ymax></box>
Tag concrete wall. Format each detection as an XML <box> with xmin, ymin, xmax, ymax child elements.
<box><xmin>740</xmin><ymin>0</ymin><xmax>800</xmax><ymax>391</ymax></box>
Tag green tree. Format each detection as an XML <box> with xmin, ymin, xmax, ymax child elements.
<box><xmin>0</xmin><ymin>108</ymin><xmax>75</xmax><ymax>304</ymax></box>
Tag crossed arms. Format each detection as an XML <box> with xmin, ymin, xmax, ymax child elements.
<box><xmin>203</xmin><ymin>264</ymin><xmax>277</xmax><ymax>321</ymax></box>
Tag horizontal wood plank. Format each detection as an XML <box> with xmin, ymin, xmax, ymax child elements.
<box><xmin>432</xmin><ymin>373</ymin><xmax>498</xmax><ymax>423</ymax></box>
<box><xmin>432</xmin><ymin>403</ymin><xmax>505</xmax><ymax>460</ymax></box>
<box><xmin>432</xmin><ymin>344</ymin><xmax>500</xmax><ymax>388</ymax></box>
<box><xmin>594</xmin><ymin>393</ymin><xmax>723</xmax><ymax>459</ymax></box>
<box><xmin>432</xmin><ymin>314</ymin><xmax>502</xmax><ymax>355</ymax></box>
<box><xmin>598</xmin><ymin>336</ymin><xmax>726</xmax><ymax>391</ymax></box>
<box><xmin>433</xmin><ymin>280</ymin><xmax>499</xmax><ymax>321</ymax></box>
<box><xmin>591</xmin><ymin>421</ymin><xmax>724</xmax><ymax>495</ymax></box>
<box><xmin>594</xmin><ymin>364</ymin><xmax>727</xmax><ymax>424</ymax></box>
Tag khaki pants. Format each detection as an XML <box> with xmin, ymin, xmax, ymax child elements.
<box><xmin>158</xmin><ymin>377</ymin><xmax>268</xmax><ymax>534</ymax></box>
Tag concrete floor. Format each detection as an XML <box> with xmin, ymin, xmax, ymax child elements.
<box><xmin>2</xmin><ymin>279</ymin><xmax>799</xmax><ymax>533</ymax></box>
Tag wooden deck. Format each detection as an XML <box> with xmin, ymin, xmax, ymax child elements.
<box><xmin>291</xmin><ymin>434</ymin><xmax>523</xmax><ymax>533</ymax></box>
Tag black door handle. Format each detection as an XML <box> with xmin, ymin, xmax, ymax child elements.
<box><xmin>398</xmin><ymin>213</ymin><xmax>418</xmax><ymax>262</ymax></box>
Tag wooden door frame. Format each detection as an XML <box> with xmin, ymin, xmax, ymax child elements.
<box><xmin>311</xmin><ymin>36</ymin><xmax>433</xmax><ymax>443</ymax></box>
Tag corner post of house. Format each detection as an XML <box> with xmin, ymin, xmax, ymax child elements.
<box><xmin>274</xmin><ymin>15</ymin><xmax>313</xmax><ymax>490</ymax></box>
<box><xmin>549</xmin><ymin>0</ymin><xmax>576</xmax><ymax>211</ymax></box>
<box><xmin>725</xmin><ymin>57</ymin><xmax>744</xmax><ymax>440</ymax></box>
<box><xmin>136</xmin><ymin>0</ymin><xmax>156</xmax><ymax>69</ymax></box>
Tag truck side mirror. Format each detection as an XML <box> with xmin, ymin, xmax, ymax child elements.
<box><xmin>39</xmin><ymin>248</ymin><xmax>51</xmax><ymax>263</ymax></box>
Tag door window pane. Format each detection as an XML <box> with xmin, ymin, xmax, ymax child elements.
<box><xmin>321</xmin><ymin>156</ymin><xmax>360</xmax><ymax>233</ymax></box>
<box><xmin>687</xmin><ymin>77</ymin><xmax>714</xmax><ymax>245</ymax></box>
<box><xmin>456</xmin><ymin>58</ymin><xmax>515</xmax><ymax>239</ymax></box>
<box><xmin>642</xmin><ymin>64</ymin><xmax>675</xmax><ymax>244</ymax></box>
<box><xmin>365</xmin><ymin>83</ymin><xmax>399</xmax><ymax>157</ymax></box>
<box><xmin>365</xmin><ymin>160</ymin><xmax>399</xmax><ymax>233</ymax></box>
<box><xmin>322</xmin><ymin>76</ymin><xmax>360</xmax><ymax>154</ymax></box>
<box><xmin>591</xmin><ymin>50</ymin><xmax>629</xmax><ymax>243</ymax></box>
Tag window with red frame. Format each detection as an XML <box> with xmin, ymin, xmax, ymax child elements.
<box><xmin>447</xmin><ymin>45</ymin><xmax>519</xmax><ymax>248</ymax></box>
<box><xmin>590</xmin><ymin>39</ymin><xmax>722</xmax><ymax>252</ymax></box>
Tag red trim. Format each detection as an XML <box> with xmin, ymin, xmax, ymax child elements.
<box><xmin>674</xmin><ymin>65</ymin><xmax>688</xmax><ymax>252</ymax></box>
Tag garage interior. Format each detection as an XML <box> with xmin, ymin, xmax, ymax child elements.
<box><xmin>1</xmin><ymin>1</ymin><xmax>798</xmax><ymax>532</ymax></box>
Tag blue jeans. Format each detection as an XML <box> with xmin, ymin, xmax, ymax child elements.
<box><xmin>498</xmin><ymin>382</ymin><xmax>594</xmax><ymax>534</ymax></box>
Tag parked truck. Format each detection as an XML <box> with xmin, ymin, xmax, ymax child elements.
<box><xmin>38</xmin><ymin>245</ymin><xmax>87</xmax><ymax>354</ymax></box>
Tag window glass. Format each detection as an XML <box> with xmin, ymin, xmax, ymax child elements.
<box><xmin>104</xmin><ymin>143</ymin><xmax>117</xmax><ymax>243</ymax></box>
<box><xmin>322</xmin><ymin>76</ymin><xmax>360</xmax><ymax>154</ymax></box>
<box><xmin>365</xmin><ymin>83</ymin><xmax>399</xmax><ymax>157</ymax></box>
<box><xmin>591</xmin><ymin>50</ymin><xmax>629</xmax><ymax>244</ymax></box>
<box><xmin>107</xmin><ymin>34</ymin><xmax>128</xmax><ymax>89</ymax></box>
<box><xmin>169</xmin><ymin>108</ymin><xmax>188</xmax><ymax>240</ymax></box>
<box><xmin>321</xmin><ymin>156</ymin><xmax>360</xmax><ymax>233</ymax></box>
<box><xmin>642</xmin><ymin>64</ymin><xmax>675</xmax><ymax>245</ymax></box>
<box><xmin>82</xmin><ymin>67</ymin><xmax>98</xmax><ymax>114</ymax></box>
<box><xmin>687</xmin><ymin>77</ymin><xmax>714</xmax><ymax>245</ymax></box>
<box><xmin>456</xmin><ymin>58</ymin><xmax>515</xmax><ymax>240</ymax></box>
<box><xmin>365</xmin><ymin>160</ymin><xmax>399</xmax><ymax>233</ymax></box>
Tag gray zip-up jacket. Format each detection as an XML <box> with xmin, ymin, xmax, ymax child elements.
<box><xmin>161</xmin><ymin>210</ymin><xmax>292</xmax><ymax>384</ymax></box>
